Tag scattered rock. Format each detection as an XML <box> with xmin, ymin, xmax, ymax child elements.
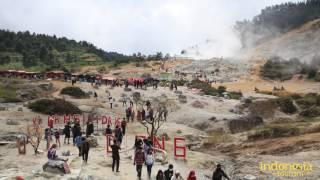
<box><xmin>191</xmin><ymin>100</ymin><xmax>206</xmax><ymax>108</ymax></box>
<box><xmin>174</xmin><ymin>90</ymin><xmax>182</xmax><ymax>95</ymax></box>
<box><xmin>62</xmin><ymin>150</ymin><xmax>71</xmax><ymax>156</ymax></box>
<box><xmin>6</xmin><ymin>119</ymin><xmax>20</xmax><ymax>125</ymax></box>
<box><xmin>0</xmin><ymin>133</ymin><xmax>26</xmax><ymax>141</ymax></box>
<box><xmin>178</xmin><ymin>95</ymin><xmax>187</xmax><ymax>103</ymax></box>
<box><xmin>78</xmin><ymin>105</ymin><xmax>94</xmax><ymax>113</ymax></box>
<box><xmin>38</xmin><ymin>83</ymin><xmax>53</xmax><ymax>91</ymax></box>
<box><xmin>193</xmin><ymin>121</ymin><xmax>211</xmax><ymax>130</ymax></box>
<box><xmin>42</xmin><ymin>160</ymin><xmax>70</xmax><ymax>174</ymax></box>
<box><xmin>244</xmin><ymin>174</ymin><xmax>257</xmax><ymax>180</ymax></box>
<box><xmin>0</xmin><ymin>106</ymin><xmax>8</xmax><ymax>111</ymax></box>
<box><xmin>208</xmin><ymin>116</ymin><xmax>217</xmax><ymax>121</ymax></box>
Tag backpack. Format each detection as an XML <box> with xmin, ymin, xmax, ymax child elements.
<box><xmin>47</xmin><ymin>148</ymin><xmax>55</xmax><ymax>159</ymax></box>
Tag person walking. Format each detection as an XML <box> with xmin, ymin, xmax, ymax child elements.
<box><xmin>126</xmin><ymin>107</ymin><xmax>131</xmax><ymax>122</ymax></box>
<box><xmin>212</xmin><ymin>164</ymin><xmax>230</xmax><ymax>180</ymax></box>
<box><xmin>156</xmin><ymin>170</ymin><xmax>165</xmax><ymax>180</ymax></box>
<box><xmin>164</xmin><ymin>164</ymin><xmax>174</xmax><ymax>180</ymax></box>
<box><xmin>145</xmin><ymin>149</ymin><xmax>155</xmax><ymax>178</ymax></box>
<box><xmin>171</xmin><ymin>171</ymin><xmax>184</xmax><ymax>180</ymax></box>
<box><xmin>86</xmin><ymin>121</ymin><xmax>94</xmax><ymax>137</ymax></box>
<box><xmin>122</xmin><ymin>97</ymin><xmax>127</xmax><ymax>107</ymax></box>
<box><xmin>81</xmin><ymin>137</ymin><xmax>90</xmax><ymax>163</ymax></box>
<box><xmin>142</xmin><ymin>108</ymin><xmax>146</xmax><ymax>121</ymax></box>
<box><xmin>44</xmin><ymin>128</ymin><xmax>52</xmax><ymax>150</ymax></box>
<box><xmin>111</xmin><ymin>140</ymin><xmax>121</xmax><ymax>172</ymax></box>
<box><xmin>134</xmin><ymin>146</ymin><xmax>145</xmax><ymax>179</ymax></box>
<box><xmin>114</xmin><ymin>125</ymin><xmax>123</xmax><ymax>145</ymax></box>
<box><xmin>94</xmin><ymin>91</ymin><xmax>98</xmax><ymax>101</ymax></box>
<box><xmin>72</xmin><ymin>123</ymin><xmax>81</xmax><ymax>145</ymax></box>
<box><xmin>121</xmin><ymin>118</ymin><xmax>127</xmax><ymax>135</ymax></box>
<box><xmin>54</xmin><ymin>130</ymin><xmax>61</xmax><ymax>147</ymax></box>
<box><xmin>187</xmin><ymin>170</ymin><xmax>197</xmax><ymax>180</ymax></box>
<box><xmin>63</xmin><ymin>122</ymin><xmax>71</xmax><ymax>144</ymax></box>
<box><xmin>75</xmin><ymin>132</ymin><xmax>83</xmax><ymax>156</ymax></box>
<box><xmin>131</xmin><ymin>110</ymin><xmax>135</xmax><ymax>122</ymax></box>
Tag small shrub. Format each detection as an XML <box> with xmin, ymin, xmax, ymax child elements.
<box><xmin>28</xmin><ymin>99</ymin><xmax>82</xmax><ymax>115</ymax></box>
<box><xmin>228</xmin><ymin>115</ymin><xmax>264</xmax><ymax>133</ymax></box>
<box><xmin>276</xmin><ymin>97</ymin><xmax>297</xmax><ymax>114</ymax></box>
<box><xmin>248</xmin><ymin>124</ymin><xmax>300</xmax><ymax>140</ymax></box>
<box><xmin>228</xmin><ymin>91</ymin><xmax>243</xmax><ymax>100</ymax></box>
<box><xmin>60</xmin><ymin>87</ymin><xmax>87</xmax><ymax>98</ymax></box>
<box><xmin>188</xmin><ymin>79</ymin><xmax>218</xmax><ymax>96</ymax></box>
<box><xmin>202</xmin><ymin>129</ymin><xmax>232</xmax><ymax>148</ymax></box>
<box><xmin>300</xmin><ymin>106</ymin><xmax>320</xmax><ymax>117</ymax></box>
<box><xmin>296</xmin><ymin>93</ymin><xmax>318</xmax><ymax>108</ymax></box>
<box><xmin>217</xmin><ymin>86</ymin><xmax>226</xmax><ymax>95</ymax></box>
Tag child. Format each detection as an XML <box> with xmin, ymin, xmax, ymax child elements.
<box><xmin>55</xmin><ymin>130</ymin><xmax>61</xmax><ymax>147</ymax></box>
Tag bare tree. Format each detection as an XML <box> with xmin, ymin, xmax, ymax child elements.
<box><xmin>26</xmin><ymin>121</ymin><xmax>43</xmax><ymax>154</ymax></box>
<box><xmin>140</xmin><ymin>96</ymin><xmax>169</xmax><ymax>138</ymax></box>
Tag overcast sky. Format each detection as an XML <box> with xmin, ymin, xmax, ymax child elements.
<box><xmin>0</xmin><ymin>0</ymin><xmax>298</xmax><ymax>57</ymax></box>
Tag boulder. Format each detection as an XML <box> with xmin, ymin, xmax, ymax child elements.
<box><xmin>87</xmin><ymin>136</ymin><xmax>98</xmax><ymax>147</ymax></box>
<box><xmin>0</xmin><ymin>106</ymin><xmax>8</xmax><ymax>111</ymax></box>
<box><xmin>38</xmin><ymin>83</ymin><xmax>53</xmax><ymax>91</ymax></box>
<box><xmin>174</xmin><ymin>90</ymin><xmax>182</xmax><ymax>95</ymax></box>
<box><xmin>42</xmin><ymin>160</ymin><xmax>70</xmax><ymax>174</ymax></box>
<box><xmin>18</xmin><ymin>107</ymin><xmax>23</xmax><ymax>112</ymax></box>
<box><xmin>178</xmin><ymin>95</ymin><xmax>187</xmax><ymax>104</ymax></box>
<box><xmin>191</xmin><ymin>100</ymin><xmax>205</xmax><ymax>108</ymax></box>
<box><xmin>244</xmin><ymin>175</ymin><xmax>257</xmax><ymax>180</ymax></box>
<box><xmin>6</xmin><ymin>119</ymin><xmax>20</xmax><ymax>125</ymax></box>
<box><xmin>62</xmin><ymin>150</ymin><xmax>71</xmax><ymax>156</ymax></box>
<box><xmin>124</xmin><ymin>87</ymin><xmax>132</xmax><ymax>92</ymax></box>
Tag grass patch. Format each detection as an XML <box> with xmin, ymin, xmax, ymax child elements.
<box><xmin>248</xmin><ymin>124</ymin><xmax>300</xmax><ymax>140</ymax></box>
<box><xmin>28</xmin><ymin>99</ymin><xmax>82</xmax><ymax>115</ymax></box>
<box><xmin>202</xmin><ymin>129</ymin><xmax>232</xmax><ymax>148</ymax></box>
<box><xmin>60</xmin><ymin>87</ymin><xmax>88</xmax><ymax>98</ymax></box>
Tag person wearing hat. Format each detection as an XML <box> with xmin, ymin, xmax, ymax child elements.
<box><xmin>164</xmin><ymin>164</ymin><xmax>174</xmax><ymax>180</ymax></box>
<box><xmin>212</xmin><ymin>164</ymin><xmax>230</xmax><ymax>180</ymax></box>
<box><xmin>171</xmin><ymin>171</ymin><xmax>184</xmax><ymax>180</ymax></box>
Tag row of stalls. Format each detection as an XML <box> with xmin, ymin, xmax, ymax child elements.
<box><xmin>0</xmin><ymin>69</ymin><xmax>153</xmax><ymax>85</ymax></box>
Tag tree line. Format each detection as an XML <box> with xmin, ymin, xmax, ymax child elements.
<box><xmin>0</xmin><ymin>29</ymin><xmax>170</xmax><ymax>69</ymax></box>
<box><xmin>235</xmin><ymin>0</ymin><xmax>320</xmax><ymax>48</ymax></box>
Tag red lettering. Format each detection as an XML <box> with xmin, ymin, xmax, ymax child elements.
<box><xmin>107</xmin><ymin>116</ymin><xmax>112</xmax><ymax>126</ymax></box>
<box><xmin>114</xmin><ymin>118</ymin><xmax>121</xmax><ymax>127</ymax></box>
<box><xmin>153</xmin><ymin>136</ymin><xmax>165</xmax><ymax>151</ymax></box>
<box><xmin>174</xmin><ymin>137</ymin><xmax>186</xmax><ymax>158</ymax></box>
<box><xmin>101</xmin><ymin>116</ymin><xmax>108</xmax><ymax>124</ymax></box>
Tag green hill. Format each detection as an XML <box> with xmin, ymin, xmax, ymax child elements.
<box><xmin>0</xmin><ymin>30</ymin><xmax>137</xmax><ymax>72</ymax></box>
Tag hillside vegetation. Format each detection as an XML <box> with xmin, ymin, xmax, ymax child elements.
<box><xmin>0</xmin><ymin>30</ymin><xmax>148</xmax><ymax>71</ymax></box>
<box><xmin>235</xmin><ymin>0</ymin><xmax>320</xmax><ymax>48</ymax></box>
<box><xmin>261</xmin><ymin>56</ymin><xmax>320</xmax><ymax>81</ymax></box>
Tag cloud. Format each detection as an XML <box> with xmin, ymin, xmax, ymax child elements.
<box><xmin>0</xmin><ymin>0</ymin><xmax>297</xmax><ymax>57</ymax></box>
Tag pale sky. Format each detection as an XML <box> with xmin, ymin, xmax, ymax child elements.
<box><xmin>0</xmin><ymin>0</ymin><xmax>298</xmax><ymax>57</ymax></box>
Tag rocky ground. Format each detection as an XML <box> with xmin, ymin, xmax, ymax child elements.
<box><xmin>1</xmin><ymin>60</ymin><xmax>320</xmax><ymax>179</ymax></box>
